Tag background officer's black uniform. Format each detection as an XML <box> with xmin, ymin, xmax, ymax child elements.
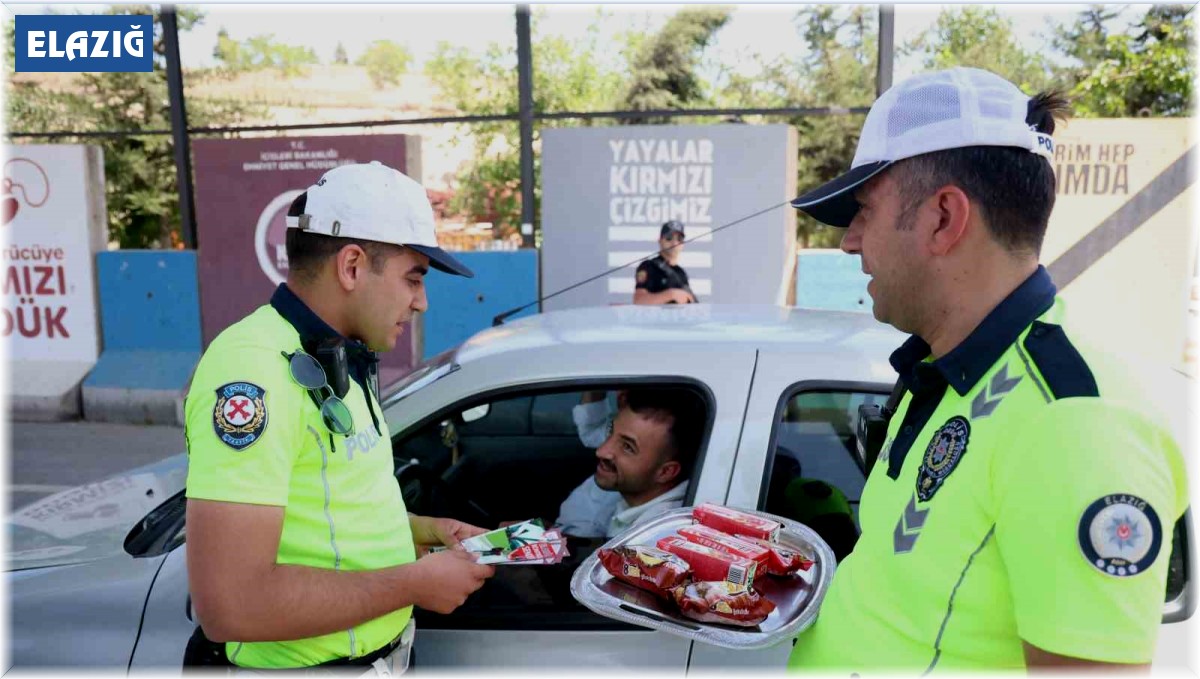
<box><xmin>634</xmin><ymin>255</ymin><xmax>693</xmax><ymax>298</ymax></box>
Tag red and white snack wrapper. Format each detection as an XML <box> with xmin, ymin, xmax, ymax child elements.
<box><xmin>598</xmin><ymin>545</ymin><xmax>692</xmax><ymax>598</ymax></box>
<box><xmin>670</xmin><ymin>581</ymin><xmax>776</xmax><ymax>627</ymax></box>
<box><xmin>656</xmin><ymin>536</ymin><xmax>756</xmax><ymax>587</ymax></box>
<box><xmin>734</xmin><ymin>534</ymin><xmax>814</xmax><ymax>576</ymax></box>
<box><xmin>692</xmin><ymin>503</ymin><xmax>781</xmax><ymax>542</ymax></box>
<box><xmin>507</xmin><ymin>540</ymin><xmax>562</xmax><ymax>563</ymax></box>
<box><xmin>677</xmin><ymin>524</ymin><xmax>771</xmax><ymax>572</ymax></box>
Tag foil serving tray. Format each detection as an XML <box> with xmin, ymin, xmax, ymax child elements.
<box><xmin>570</xmin><ymin>506</ymin><xmax>836</xmax><ymax>650</ymax></box>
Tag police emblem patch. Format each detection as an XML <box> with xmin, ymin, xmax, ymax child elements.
<box><xmin>212</xmin><ymin>382</ymin><xmax>268</xmax><ymax>451</ymax></box>
<box><xmin>636</xmin><ymin>269</ymin><xmax>648</xmax><ymax>284</ymax></box>
<box><xmin>916</xmin><ymin>416</ymin><xmax>970</xmax><ymax>502</ymax></box>
<box><xmin>1078</xmin><ymin>494</ymin><xmax>1162</xmax><ymax>577</ymax></box>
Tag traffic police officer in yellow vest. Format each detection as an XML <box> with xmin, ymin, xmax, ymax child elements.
<box><xmin>787</xmin><ymin>68</ymin><xmax>1189</xmax><ymax>671</ymax></box>
<box><xmin>183</xmin><ymin>162</ymin><xmax>495</xmax><ymax>671</ymax></box>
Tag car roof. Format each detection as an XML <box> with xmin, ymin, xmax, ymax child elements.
<box><xmin>455</xmin><ymin>304</ymin><xmax>905</xmax><ymax>366</ymax></box>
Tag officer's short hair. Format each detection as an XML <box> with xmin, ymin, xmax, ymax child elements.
<box><xmin>623</xmin><ymin>388</ymin><xmax>705</xmax><ymax>479</ymax></box>
<box><xmin>890</xmin><ymin>90</ymin><xmax>1071</xmax><ymax>257</ymax></box>
<box><xmin>285</xmin><ymin>192</ymin><xmax>402</xmax><ymax>282</ymax></box>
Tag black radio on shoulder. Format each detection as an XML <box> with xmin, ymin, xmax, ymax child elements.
<box><xmin>855</xmin><ymin>380</ymin><xmax>906</xmax><ymax>476</ymax></box>
<box><xmin>303</xmin><ymin>336</ymin><xmax>351</xmax><ymax>399</ymax></box>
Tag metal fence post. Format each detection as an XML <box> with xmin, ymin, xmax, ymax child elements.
<box><xmin>162</xmin><ymin>6</ymin><xmax>198</xmax><ymax>249</ymax></box>
<box><xmin>516</xmin><ymin>4</ymin><xmax>535</xmax><ymax>249</ymax></box>
<box><xmin>877</xmin><ymin>4</ymin><xmax>895</xmax><ymax>98</ymax></box>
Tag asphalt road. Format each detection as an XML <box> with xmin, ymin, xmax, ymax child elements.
<box><xmin>8</xmin><ymin>421</ymin><xmax>185</xmax><ymax>511</ymax></box>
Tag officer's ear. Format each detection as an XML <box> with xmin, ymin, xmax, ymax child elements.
<box><xmin>927</xmin><ymin>184</ymin><xmax>971</xmax><ymax>257</ymax></box>
<box><xmin>333</xmin><ymin>244</ymin><xmax>369</xmax><ymax>291</ymax></box>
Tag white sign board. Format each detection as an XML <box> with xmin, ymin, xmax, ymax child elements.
<box><xmin>3</xmin><ymin>144</ymin><xmax>107</xmax><ymax>361</ymax></box>
<box><xmin>1043</xmin><ymin>119</ymin><xmax>1196</xmax><ymax>375</ymax></box>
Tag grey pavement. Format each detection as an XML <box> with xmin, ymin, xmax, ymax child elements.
<box><xmin>8</xmin><ymin>421</ymin><xmax>185</xmax><ymax>511</ymax></box>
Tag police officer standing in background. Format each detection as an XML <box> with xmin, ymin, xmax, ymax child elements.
<box><xmin>633</xmin><ymin>220</ymin><xmax>697</xmax><ymax>305</ymax></box>
<box><xmin>183</xmin><ymin>162</ymin><xmax>495</xmax><ymax>671</ymax></box>
<box><xmin>788</xmin><ymin>68</ymin><xmax>1188</xmax><ymax>671</ymax></box>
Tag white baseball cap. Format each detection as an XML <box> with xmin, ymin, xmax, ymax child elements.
<box><xmin>792</xmin><ymin>67</ymin><xmax>1057</xmax><ymax>228</ymax></box>
<box><xmin>286</xmin><ymin>161</ymin><xmax>474</xmax><ymax>277</ymax></box>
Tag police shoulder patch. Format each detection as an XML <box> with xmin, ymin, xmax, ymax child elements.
<box><xmin>636</xmin><ymin>268</ymin><xmax>648</xmax><ymax>284</ymax></box>
<box><xmin>212</xmin><ymin>382</ymin><xmax>268</xmax><ymax>451</ymax></box>
<box><xmin>916</xmin><ymin>416</ymin><xmax>970</xmax><ymax>502</ymax></box>
<box><xmin>1078</xmin><ymin>494</ymin><xmax>1162</xmax><ymax>577</ymax></box>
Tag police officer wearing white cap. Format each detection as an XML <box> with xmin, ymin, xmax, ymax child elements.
<box><xmin>787</xmin><ymin>68</ymin><xmax>1188</xmax><ymax>672</ymax></box>
<box><xmin>183</xmin><ymin>161</ymin><xmax>495</xmax><ymax>671</ymax></box>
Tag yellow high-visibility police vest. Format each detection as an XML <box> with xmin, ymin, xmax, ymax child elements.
<box><xmin>790</xmin><ymin>267</ymin><xmax>1188</xmax><ymax>672</ymax></box>
<box><xmin>185</xmin><ymin>284</ymin><xmax>415</xmax><ymax>669</ymax></box>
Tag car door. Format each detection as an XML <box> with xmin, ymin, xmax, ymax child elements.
<box><xmin>385</xmin><ymin>347</ymin><xmax>759</xmax><ymax>670</ymax></box>
<box><xmin>689</xmin><ymin>349</ymin><xmax>891</xmax><ymax>670</ymax></box>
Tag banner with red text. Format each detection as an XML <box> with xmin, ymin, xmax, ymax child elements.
<box><xmin>3</xmin><ymin>144</ymin><xmax>107</xmax><ymax>361</ymax></box>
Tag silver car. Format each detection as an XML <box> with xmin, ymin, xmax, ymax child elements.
<box><xmin>8</xmin><ymin>305</ymin><xmax>1195</xmax><ymax>672</ymax></box>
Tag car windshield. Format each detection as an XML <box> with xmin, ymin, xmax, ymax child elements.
<box><xmin>381</xmin><ymin>347</ymin><xmax>460</xmax><ymax>407</ymax></box>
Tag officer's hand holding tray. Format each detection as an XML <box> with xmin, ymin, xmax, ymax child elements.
<box><xmin>570</xmin><ymin>503</ymin><xmax>836</xmax><ymax>649</ymax></box>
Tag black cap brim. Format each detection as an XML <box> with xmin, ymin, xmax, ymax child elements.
<box><xmin>408</xmin><ymin>244</ymin><xmax>475</xmax><ymax>278</ymax></box>
<box><xmin>790</xmin><ymin>161</ymin><xmax>892</xmax><ymax>228</ymax></box>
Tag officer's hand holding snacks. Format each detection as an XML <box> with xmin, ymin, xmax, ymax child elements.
<box><xmin>408</xmin><ymin>549</ymin><xmax>496</xmax><ymax>615</ymax></box>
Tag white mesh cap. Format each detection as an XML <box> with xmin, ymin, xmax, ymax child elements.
<box><xmin>792</xmin><ymin>67</ymin><xmax>1056</xmax><ymax>227</ymax></box>
<box><xmin>285</xmin><ymin>161</ymin><xmax>473</xmax><ymax>277</ymax></box>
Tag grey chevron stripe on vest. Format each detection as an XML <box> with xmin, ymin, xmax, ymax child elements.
<box><xmin>970</xmin><ymin>363</ymin><xmax>1022</xmax><ymax>419</ymax></box>
<box><xmin>894</xmin><ymin>493</ymin><xmax>930</xmax><ymax>554</ymax></box>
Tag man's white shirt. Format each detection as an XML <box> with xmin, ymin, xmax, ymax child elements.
<box><xmin>556</xmin><ymin>476</ymin><xmax>689</xmax><ymax>538</ymax></box>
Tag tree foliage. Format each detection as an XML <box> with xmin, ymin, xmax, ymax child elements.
<box><xmin>5</xmin><ymin>6</ymin><xmax>259</xmax><ymax>248</ymax></box>
<box><xmin>213</xmin><ymin>28</ymin><xmax>318</xmax><ymax>77</ymax></box>
<box><xmin>903</xmin><ymin>6</ymin><xmax>1054</xmax><ymax>93</ymax></box>
<box><xmin>714</xmin><ymin>6</ymin><xmax>876</xmax><ymax>248</ymax></box>
<box><xmin>1056</xmin><ymin>4</ymin><xmax>1194</xmax><ymax>117</ymax></box>
<box><xmin>620</xmin><ymin>7</ymin><xmax>732</xmax><ymax>123</ymax></box>
<box><xmin>356</xmin><ymin>40</ymin><xmax>413</xmax><ymax>89</ymax></box>
<box><xmin>333</xmin><ymin>41</ymin><xmax>349</xmax><ymax>65</ymax></box>
<box><xmin>425</xmin><ymin>12</ymin><xmax>625</xmax><ymax>236</ymax></box>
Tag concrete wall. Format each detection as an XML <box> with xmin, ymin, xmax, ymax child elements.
<box><xmin>422</xmin><ymin>250</ymin><xmax>539</xmax><ymax>359</ymax></box>
<box><xmin>82</xmin><ymin>251</ymin><xmax>203</xmax><ymax>425</ymax></box>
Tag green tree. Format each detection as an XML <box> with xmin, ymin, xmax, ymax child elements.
<box><xmin>789</xmin><ymin>6</ymin><xmax>878</xmax><ymax>248</ymax></box>
<box><xmin>212</xmin><ymin>29</ymin><xmax>318</xmax><ymax>77</ymax></box>
<box><xmin>1056</xmin><ymin>5</ymin><xmax>1194</xmax><ymax>117</ymax></box>
<box><xmin>621</xmin><ymin>7</ymin><xmax>732</xmax><ymax>123</ymax></box>
<box><xmin>333</xmin><ymin>41</ymin><xmax>349</xmax><ymax>65</ymax></box>
<box><xmin>6</xmin><ymin>6</ymin><xmax>259</xmax><ymax>248</ymax></box>
<box><xmin>356</xmin><ymin>40</ymin><xmax>413</xmax><ymax>89</ymax></box>
<box><xmin>425</xmin><ymin>12</ymin><xmax>625</xmax><ymax>236</ymax></box>
<box><xmin>903</xmin><ymin>6</ymin><xmax>1054</xmax><ymax>93</ymax></box>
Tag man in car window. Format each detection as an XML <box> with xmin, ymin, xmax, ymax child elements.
<box><xmin>633</xmin><ymin>221</ymin><xmax>697</xmax><ymax>305</ymax></box>
<box><xmin>556</xmin><ymin>388</ymin><xmax>703</xmax><ymax>538</ymax></box>
<box><xmin>183</xmin><ymin>162</ymin><xmax>495</xmax><ymax>671</ymax></box>
<box><xmin>787</xmin><ymin>68</ymin><xmax>1189</xmax><ymax>672</ymax></box>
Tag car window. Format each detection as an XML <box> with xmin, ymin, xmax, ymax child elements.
<box><xmin>760</xmin><ymin>387</ymin><xmax>886</xmax><ymax>562</ymax></box>
<box><xmin>392</xmin><ymin>383</ymin><xmax>711</xmax><ymax>631</ymax></box>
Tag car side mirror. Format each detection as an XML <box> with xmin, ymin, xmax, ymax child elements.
<box><xmin>461</xmin><ymin>403</ymin><xmax>490</xmax><ymax>424</ymax></box>
<box><xmin>1163</xmin><ymin>508</ymin><xmax>1195</xmax><ymax>623</ymax></box>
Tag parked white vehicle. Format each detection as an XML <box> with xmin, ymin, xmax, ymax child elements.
<box><xmin>7</xmin><ymin>304</ymin><xmax>1194</xmax><ymax>672</ymax></box>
